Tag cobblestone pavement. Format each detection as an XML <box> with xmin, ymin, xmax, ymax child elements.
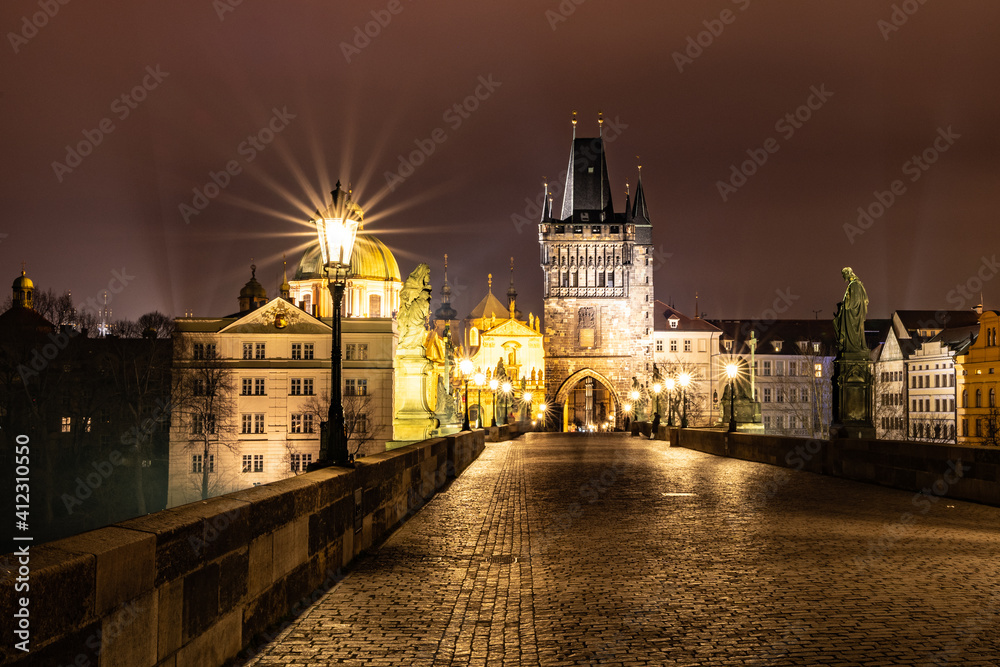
<box><xmin>241</xmin><ymin>433</ymin><xmax>1000</xmax><ymax>666</ymax></box>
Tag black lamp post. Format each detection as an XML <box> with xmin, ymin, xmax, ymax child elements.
<box><xmin>726</xmin><ymin>363</ymin><xmax>738</xmax><ymax>433</ymax></box>
<box><xmin>474</xmin><ymin>372</ymin><xmax>485</xmax><ymax>428</ymax></box>
<box><xmin>489</xmin><ymin>378</ymin><xmax>499</xmax><ymax>427</ymax></box>
<box><xmin>309</xmin><ymin>181</ymin><xmax>360</xmax><ymax>469</ymax></box>
<box><xmin>679</xmin><ymin>372</ymin><xmax>691</xmax><ymax>428</ymax></box>
<box><xmin>652</xmin><ymin>382</ymin><xmax>662</xmax><ymax>418</ymax></box>
<box><xmin>665</xmin><ymin>378</ymin><xmax>676</xmax><ymax>426</ymax></box>
<box><xmin>460</xmin><ymin>358</ymin><xmax>473</xmax><ymax>431</ymax></box>
<box><xmin>501</xmin><ymin>381</ymin><xmax>512</xmax><ymax>425</ymax></box>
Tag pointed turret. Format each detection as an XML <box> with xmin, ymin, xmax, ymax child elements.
<box><xmin>558</xmin><ymin>112</ymin><xmax>614</xmax><ymax>222</ymax></box>
<box><xmin>631</xmin><ymin>165</ymin><xmax>652</xmax><ymax>244</ymax></box>
<box><xmin>12</xmin><ymin>264</ymin><xmax>34</xmax><ymax>310</ymax></box>
<box><xmin>506</xmin><ymin>257</ymin><xmax>521</xmax><ymax>320</ymax></box>
<box><xmin>541</xmin><ymin>181</ymin><xmax>552</xmax><ymax>221</ymax></box>
<box><xmin>279</xmin><ymin>255</ymin><xmax>291</xmax><ymax>300</ymax></box>
<box><xmin>433</xmin><ymin>254</ymin><xmax>458</xmax><ymax>323</ymax></box>
<box><xmin>238</xmin><ymin>262</ymin><xmax>267</xmax><ymax>312</ymax></box>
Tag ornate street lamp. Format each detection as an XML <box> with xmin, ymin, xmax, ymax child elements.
<box><xmin>652</xmin><ymin>382</ymin><xmax>662</xmax><ymax>418</ymax></box>
<box><xmin>522</xmin><ymin>391</ymin><xmax>533</xmax><ymax>424</ymax></box>
<box><xmin>310</xmin><ymin>181</ymin><xmax>360</xmax><ymax>468</ymax></box>
<box><xmin>460</xmin><ymin>358</ymin><xmax>473</xmax><ymax>431</ymax></box>
<box><xmin>489</xmin><ymin>377</ymin><xmax>499</xmax><ymax>427</ymax></box>
<box><xmin>538</xmin><ymin>403</ymin><xmax>547</xmax><ymax>430</ymax></box>
<box><xmin>474</xmin><ymin>372</ymin><xmax>485</xmax><ymax>428</ymax></box>
<box><xmin>726</xmin><ymin>363</ymin><xmax>739</xmax><ymax>433</ymax></box>
<box><xmin>679</xmin><ymin>372</ymin><xmax>692</xmax><ymax>428</ymax></box>
<box><xmin>665</xmin><ymin>378</ymin><xmax>676</xmax><ymax>426</ymax></box>
<box><xmin>501</xmin><ymin>381</ymin><xmax>512</xmax><ymax>425</ymax></box>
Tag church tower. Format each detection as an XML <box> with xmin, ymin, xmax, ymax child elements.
<box><xmin>538</xmin><ymin>113</ymin><xmax>655</xmax><ymax>430</ymax></box>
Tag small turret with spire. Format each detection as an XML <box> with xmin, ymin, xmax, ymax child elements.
<box><xmin>507</xmin><ymin>257</ymin><xmax>521</xmax><ymax>320</ymax></box>
<box><xmin>280</xmin><ymin>254</ymin><xmax>291</xmax><ymax>300</ymax></box>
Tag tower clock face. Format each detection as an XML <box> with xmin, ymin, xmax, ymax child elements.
<box><xmin>274</xmin><ymin>314</ymin><xmax>288</xmax><ymax>329</ymax></box>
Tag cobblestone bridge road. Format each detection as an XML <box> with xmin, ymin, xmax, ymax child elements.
<box><xmin>243</xmin><ymin>433</ymin><xmax>1000</xmax><ymax>666</ymax></box>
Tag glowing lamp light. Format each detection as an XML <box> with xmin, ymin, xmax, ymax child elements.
<box><xmin>474</xmin><ymin>372</ymin><xmax>485</xmax><ymax>386</ymax></box>
<box><xmin>679</xmin><ymin>372</ymin><xmax>692</xmax><ymax>388</ymax></box>
<box><xmin>459</xmin><ymin>358</ymin><xmax>473</xmax><ymax>376</ymax></box>
<box><xmin>726</xmin><ymin>363</ymin><xmax>739</xmax><ymax>379</ymax></box>
<box><xmin>665</xmin><ymin>378</ymin><xmax>676</xmax><ymax>391</ymax></box>
<box><xmin>315</xmin><ymin>216</ymin><xmax>359</xmax><ymax>271</ymax></box>
<box><xmin>630</xmin><ymin>390</ymin><xmax>640</xmax><ymax>401</ymax></box>
<box><xmin>502</xmin><ymin>381</ymin><xmax>512</xmax><ymax>393</ymax></box>
<box><xmin>624</xmin><ymin>403</ymin><xmax>632</xmax><ymax>413</ymax></box>
<box><xmin>523</xmin><ymin>391</ymin><xmax>533</xmax><ymax>403</ymax></box>
<box><xmin>489</xmin><ymin>378</ymin><xmax>499</xmax><ymax>391</ymax></box>
<box><xmin>653</xmin><ymin>383</ymin><xmax>662</xmax><ymax>394</ymax></box>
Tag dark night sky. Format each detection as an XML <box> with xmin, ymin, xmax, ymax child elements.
<box><xmin>2</xmin><ymin>0</ymin><xmax>999</xmax><ymax>324</ymax></box>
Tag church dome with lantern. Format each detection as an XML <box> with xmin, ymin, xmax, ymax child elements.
<box><xmin>288</xmin><ymin>182</ymin><xmax>402</xmax><ymax>319</ymax></box>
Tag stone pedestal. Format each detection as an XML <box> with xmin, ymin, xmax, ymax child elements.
<box><xmin>832</xmin><ymin>353</ymin><xmax>875</xmax><ymax>439</ymax></box>
<box><xmin>389</xmin><ymin>354</ymin><xmax>439</xmax><ymax>446</ymax></box>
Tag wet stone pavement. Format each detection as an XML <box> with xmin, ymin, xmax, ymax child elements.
<box><xmin>241</xmin><ymin>432</ymin><xmax>1000</xmax><ymax>666</ymax></box>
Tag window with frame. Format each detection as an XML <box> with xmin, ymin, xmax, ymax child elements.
<box><xmin>346</xmin><ymin>378</ymin><xmax>367</xmax><ymax>396</ymax></box>
<box><xmin>303</xmin><ymin>414</ymin><xmax>314</xmax><ymax>433</ymax></box>
<box><xmin>789</xmin><ymin>362</ymin><xmax>797</xmax><ymax>377</ymax></box>
<box><xmin>814</xmin><ymin>363</ymin><xmax>822</xmax><ymax>378</ymax></box>
<box><xmin>291</xmin><ymin>343</ymin><xmax>302</xmax><ymax>360</ymax></box>
<box><xmin>348</xmin><ymin>412</ymin><xmax>369</xmax><ymax>433</ymax></box>
<box><xmin>291</xmin><ymin>413</ymin><xmax>304</xmax><ymax>433</ymax></box>
<box><xmin>669</xmin><ymin>340</ymin><xmax>677</xmax><ymax>352</ymax></box>
<box><xmin>303</xmin><ymin>378</ymin><xmax>314</xmax><ymax>395</ymax></box>
<box><xmin>303</xmin><ymin>343</ymin><xmax>314</xmax><ymax>360</ymax></box>
<box><xmin>61</xmin><ymin>416</ymin><xmax>72</xmax><ymax>432</ymax></box>
<box><xmin>763</xmin><ymin>388</ymin><xmax>772</xmax><ymax>403</ymax></box>
<box><xmin>193</xmin><ymin>414</ymin><xmax>216</xmax><ymax>435</ymax></box>
<box><xmin>290</xmin><ymin>453</ymin><xmax>313</xmax><ymax>472</ymax></box>
<box><xmin>192</xmin><ymin>454</ymin><xmax>214</xmax><ymax>473</ymax></box>
<box><xmin>776</xmin><ymin>389</ymin><xmax>784</xmax><ymax>403</ymax></box>
<box><xmin>775</xmin><ymin>361</ymin><xmax>784</xmax><ymax>376</ymax></box>
<box><xmin>801</xmin><ymin>388</ymin><xmax>809</xmax><ymax>402</ymax></box>
<box><xmin>194</xmin><ymin>378</ymin><xmax>207</xmax><ymax>396</ymax></box>
<box><xmin>242</xmin><ymin>343</ymin><xmax>253</xmax><ymax>360</ymax></box>
<box><xmin>255</xmin><ymin>343</ymin><xmax>266</xmax><ymax>360</ymax></box>
<box><xmin>254</xmin><ymin>413</ymin><xmax>265</xmax><ymax>434</ymax></box>
<box><xmin>290</xmin><ymin>378</ymin><xmax>302</xmax><ymax>396</ymax></box>
<box><xmin>683</xmin><ymin>340</ymin><xmax>692</xmax><ymax>353</ymax></box>
<box><xmin>241</xmin><ymin>413</ymin><xmax>253</xmax><ymax>434</ymax></box>
<box><xmin>254</xmin><ymin>378</ymin><xmax>265</xmax><ymax>396</ymax></box>
<box><xmin>762</xmin><ymin>361</ymin><xmax>771</xmax><ymax>376</ymax></box>
<box><xmin>346</xmin><ymin>343</ymin><xmax>369</xmax><ymax>360</ymax></box>
<box><xmin>242</xmin><ymin>378</ymin><xmax>252</xmax><ymax>395</ymax></box>
<box><xmin>655</xmin><ymin>340</ymin><xmax>663</xmax><ymax>352</ymax></box>
<box><xmin>193</xmin><ymin>343</ymin><xmax>216</xmax><ymax>360</ymax></box>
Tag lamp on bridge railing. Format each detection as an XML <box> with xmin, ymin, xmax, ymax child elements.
<box><xmin>652</xmin><ymin>382</ymin><xmax>662</xmax><ymax>419</ymax></box>
<box><xmin>460</xmin><ymin>358</ymin><xmax>473</xmax><ymax>431</ymax></box>
<box><xmin>309</xmin><ymin>181</ymin><xmax>360</xmax><ymax>470</ymax></box>
<box><xmin>501</xmin><ymin>381</ymin><xmax>512</xmax><ymax>425</ymax></box>
<box><xmin>665</xmin><ymin>378</ymin><xmax>676</xmax><ymax>426</ymax></box>
<box><xmin>538</xmin><ymin>403</ymin><xmax>547</xmax><ymax>431</ymax></box>
<box><xmin>474</xmin><ymin>372</ymin><xmax>486</xmax><ymax>428</ymax></box>
<box><xmin>679</xmin><ymin>372</ymin><xmax>692</xmax><ymax>428</ymax></box>
<box><xmin>489</xmin><ymin>377</ymin><xmax>499</xmax><ymax>427</ymax></box>
<box><xmin>522</xmin><ymin>391</ymin><xmax>533</xmax><ymax>424</ymax></box>
<box><xmin>726</xmin><ymin>363</ymin><xmax>739</xmax><ymax>433</ymax></box>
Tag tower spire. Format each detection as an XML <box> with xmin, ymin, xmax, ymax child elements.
<box><xmin>433</xmin><ymin>253</ymin><xmax>457</xmax><ymax>323</ymax></box>
<box><xmin>280</xmin><ymin>253</ymin><xmax>290</xmax><ymax>299</ymax></box>
<box><xmin>507</xmin><ymin>256</ymin><xmax>520</xmax><ymax>319</ymax></box>
<box><xmin>541</xmin><ymin>179</ymin><xmax>551</xmax><ymax>221</ymax></box>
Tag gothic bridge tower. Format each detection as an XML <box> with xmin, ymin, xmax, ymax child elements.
<box><xmin>538</xmin><ymin>113</ymin><xmax>655</xmax><ymax>430</ymax></box>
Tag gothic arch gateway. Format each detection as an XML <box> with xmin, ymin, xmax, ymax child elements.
<box><xmin>554</xmin><ymin>368</ymin><xmax>621</xmax><ymax>430</ymax></box>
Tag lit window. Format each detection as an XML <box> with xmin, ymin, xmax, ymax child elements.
<box><xmin>62</xmin><ymin>416</ymin><xmax>71</xmax><ymax>432</ymax></box>
<box><xmin>814</xmin><ymin>363</ymin><xmax>822</xmax><ymax>378</ymax></box>
<box><xmin>291</xmin><ymin>414</ymin><xmax>303</xmax><ymax>433</ymax></box>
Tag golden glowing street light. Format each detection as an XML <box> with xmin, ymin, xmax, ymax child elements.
<box><xmin>474</xmin><ymin>371</ymin><xmax>486</xmax><ymax>428</ymax></box>
<box><xmin>665</xmin><ymin>377</ymin><xmax>676</xmax><ymax>426</ymax></box>
<box><xmin>726</xmin><ymin>363</ymin><xmax>739</xmax><ymax>433</ymax></box>
<box><xmin>489</xmin><ymin>377</ymin><xmax>499</xmax><ymax>426</ymax></box>
<box><xmin>501</xmin><ymin>381</ymin><xmax>512</xmax><ymax>425</ymax></box>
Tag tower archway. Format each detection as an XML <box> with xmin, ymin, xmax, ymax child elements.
<box><xmin>553</xmin><ymin>368</ymin><xmax>621</xmax><ymax>431</ymax></box>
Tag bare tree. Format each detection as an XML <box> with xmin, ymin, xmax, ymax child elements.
<box><xmin>137</xmin><ymin>311</ymin><xmax>175</xmax><ymax>338</ymax></box>
<box><xmin>172</xmin><ymin>343</ymin><xmax>239</xmax><ymax>500</ymax></box>
<box><xmin>304</xmin><ymin>389</ymin><xmax>384</xmax><ymax>460</ymax></box>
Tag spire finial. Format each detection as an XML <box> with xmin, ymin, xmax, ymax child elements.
<box><xmin>488</xmin><ymin>273</ymin><xmax>493</xmax><ymax>294</ymax></box>
<box><xmin>571</xmin><ymin>110</ymin><xmax>577</xmax><ymax>139</ymax></box>
<box><xmin>598</xmin><ymin>110</ymin><xmax>604</xmax><ymax>136</ymax></box>
<box><xmin>250</xmin><ymin>259</ymin><xmax>256</xmax><ymax>279</ymax></box>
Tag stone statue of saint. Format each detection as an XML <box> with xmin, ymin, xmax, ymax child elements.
<box><xmin>652</xmin><ymin>363</ymin><xmax>662</xmax><ymax>383</ymax></box>
<box><xmin>397</xmin><ymin>264</ymin><xmax>432</xmax><ymax>352</ymax></box>
<box><xmin>833</xmin><ymin>266</ymin><xmax>869</xmax><ymax>355</ymax></box>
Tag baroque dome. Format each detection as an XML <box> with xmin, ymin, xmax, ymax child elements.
<box><xmin>294</xmin><ymin>234</ymin><xmax>401</xmax><ymax>283</ymax></box>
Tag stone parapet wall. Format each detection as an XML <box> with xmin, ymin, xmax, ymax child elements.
<box><xmin>1</xmin><ymin>429</ymin><xmax>490</xmax><ymax>667</ymax></box>
<box><xmin>633</xmin><ymin>422</ymin><xmax>1000</xmax><ymax>507</ymax></box>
